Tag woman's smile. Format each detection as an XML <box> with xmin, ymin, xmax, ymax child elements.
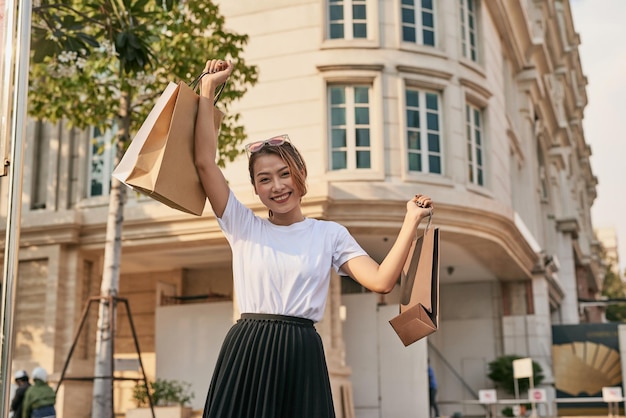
<box><xmin>272</xmin><ymin>192</ymin><xmax>291</xmax><ymax>203</ymax></box>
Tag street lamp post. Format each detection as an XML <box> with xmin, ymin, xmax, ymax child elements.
<box><xmin>0</xmin><ymin>0</ymin><xmax>32</xmax><ymax>416</ymax></box>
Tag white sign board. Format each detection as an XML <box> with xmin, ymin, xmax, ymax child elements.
<box><xmin>513</xmin><ymin>357</ymin><xmax>533</xmax><ymax>379</ymax></box>
<box><xmin>528</xmin><ymin>388</ymin><xmax>547</xmax><ymax>403</ymax></box>
<box><xmin>479</xmin><ymin>389</ymin><xmax>498</xmax><ymax>404</ymax></box>
<box><xmin>602</xmin><ymin>386</ymin><xmax>623</xmax><ymax>402</ymax></box>
<box><xmin>114</xmin><ymin>357</ymin><xmax>140</xmax><ymax>372</ymax></box>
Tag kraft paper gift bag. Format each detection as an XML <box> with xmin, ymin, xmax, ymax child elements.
<box><xmin>112</xmin><ymin>75</ymin><xmax>225</xmax><ymax>216</ymax></box>
<box><xmin>389</xmin><ymin>216</ymin><xmax>440</xmax><ymax>346</ymax></box>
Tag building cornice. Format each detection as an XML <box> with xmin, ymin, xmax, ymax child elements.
<box><xmin>556</xmin><ymin>217</ymin><xmax>580</xmax><ymax>239</ymax></box>
<box><xmin>316</xmin><ymin>64</ymin><xmax>385</xmax><ymax>73</ymax></box>
<box><xmin>325</xmin><ymin>198</ymin><xmax>538</xmax><ymax>281</ymax></box>
<box><xmin>395</xmin><ymin>65</ymin><xmax>453</xmax><ymax>81</ymax></box>
<box><xmin>485</xmin><ymin>0</ymin><xmax>532</xmax><ymax>71</ymax></box>
<box><xmin>459</xmin><ymin>77</ymin><xmax>493</xmax><ymax>100</ymax></box>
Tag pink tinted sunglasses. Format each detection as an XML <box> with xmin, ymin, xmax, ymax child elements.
<box><xmin>244</xmin><ymin>134</ymin><xmax>290</xmax><ymax>157</ymax></box>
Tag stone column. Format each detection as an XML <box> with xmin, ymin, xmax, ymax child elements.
<box><xmin>319</xmin><ymin>272</ymin><xmax>353</xmax><ymax>418</ymax></box>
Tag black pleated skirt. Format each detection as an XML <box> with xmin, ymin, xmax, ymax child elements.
<box><xmin>203</xmin><ymin>313</ymin><xmax>336</xmax><ymax>418</ymax></box>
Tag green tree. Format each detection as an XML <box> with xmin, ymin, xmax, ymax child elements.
<box><xmin>602</xmin><ymin>261</ymin><xmax>626</xmax><ymax>321</ymax></box>
<box><xmin>487</xmin><ymin>356</ymin><xmax>545</xmax><ymax>417</ymax></box>
<box><xmin>29</xmin><ymin>1</ymin><xmax>257</xmax><ymax>416</ymax></box>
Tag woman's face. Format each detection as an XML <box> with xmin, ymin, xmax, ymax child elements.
<box><xmin>252</xmin><ymin>153</ymin><xmax>303</xmax><ymax>219</ymax></box>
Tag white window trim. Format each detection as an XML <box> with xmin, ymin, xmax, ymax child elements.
<box><xmin>87</xmin><ymin>126</ymin><xmax>116</xmax><ymax>198</ymax></box>
<box><xmin>404</xmin><ymin>88</ymin><xmax>444</xmax><ymax>176</ymax></box>
<box><xmin>465</xmin><ymin>102</ymin><xmax>485</xmax><ymax>186</ymax></box>
<box><xmin>459</xmin><ymin>0</ymin><xmax>479</xmax><ymax>63</ymax></box>
<box><xmin>399</xmin><ymin>77</ymin><xmax>454</xmax><ymax>185</ymax></box>
<box><xmin>322</xmin><ymin>0</ymin><xmax>380</xmax><ymax>48</ymax></box>
<box><xmin>318</xmin><ymin>67</ymin><xmax>384</xmax><ymax>182</ymax></box>
<box><xmin>399</xmin><ymin>0</ymin><xmax>438</xmax><ymax>48</ymax></box>
<box><xmin>329</xmin><ymin>85</ymin><xmax>372</xmax><ymax>170</ymax></box>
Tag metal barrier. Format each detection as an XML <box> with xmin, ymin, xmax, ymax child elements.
<box><xmin>554</xmin><ymin>397</ymin><xmax>624</xmax><ymax>418</ymax></box>
<box><xmin>439</xmin><ymin>399</ymin><xmax>552</xmax><ymax>417</ymax></box>
<box><xmin>439</xmin><ymin>397</ymin><xmax>624</xmax><ymax>417</ymax></box>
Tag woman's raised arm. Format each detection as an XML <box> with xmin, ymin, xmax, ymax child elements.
<box><xmin>340</xmin><ymin>194</ymin><xmax>434</xmax><ymax>293</ymax></box>
<box><xmin>194</xmin><ymin>59</ymin><xmax>233</xmax><ymax>218</ymax></box>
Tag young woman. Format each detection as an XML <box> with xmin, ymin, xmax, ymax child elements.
<box><xmin>195</xmin><ymin>59</ymin><xmax>434</xmax><ymax>418</ymax></box>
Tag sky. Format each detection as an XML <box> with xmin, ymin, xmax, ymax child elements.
<box><xmin>570</xmin><ymin>0</ymin><xmax>626</xmax><ymax>274</ymax></box>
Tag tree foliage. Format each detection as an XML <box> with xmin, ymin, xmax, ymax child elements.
<box><xmin>602</xmin><ymin>261</ymin><xmax>626</xmax><ymax>322</ymax></box>
<box><xmin>602</xmin><ymin>262</ymin><xmax>625</xmax><ymax>299</ymax></box>
<box><xmin>29</xmin><ymin>0</ymin><xmax>258</xmax><ymax>166</ymax></box>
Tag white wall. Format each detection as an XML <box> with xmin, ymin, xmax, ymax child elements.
<box><xmin>343</xmin><ymin>293</ymin><xmax>429</xmax><ymax>418</ymax></box>
<box><xmin>429</xmin><ymin>281</ymin><xmax>499</xmax><ymax>417</ymax></box>
<box><xmin>155</xmin><ymin>302</ymin><xmax>233</xmax><ymax>411</ymax></box>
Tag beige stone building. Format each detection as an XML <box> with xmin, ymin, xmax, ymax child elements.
<box><xmin>596</xmin><ymin>227</ymin><xmax>621</xmax><ymax>277</ymax></box>
<box><xmin>2</xmin><ymin>0</ymin><xmax>601</xmax><ymax>417</ymax></box>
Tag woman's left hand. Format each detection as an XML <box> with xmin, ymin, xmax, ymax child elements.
<box><xmin>407</xmin><ymin>194</ymin><xmax>434</xmax><ymax>219</ymax></box>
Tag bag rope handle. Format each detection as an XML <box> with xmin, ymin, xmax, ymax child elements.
<box><xmin>190</xmin><ymin>72</ymin><xmax>226</xmax><ymax>106</ymax></box>
<box><xmin>414</xmin><ymin>208</ymin><xmax>433</xmax><ymax>241</ymax></box>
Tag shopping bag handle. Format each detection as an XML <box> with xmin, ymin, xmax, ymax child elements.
<box><xmin>416</xmin><ymin>209</ymin><xmax>433</xmax><ymax>240</ymax></box>
<box><xmin>424</xmin><ymin>209</ymin><xmax>432</xmax><ymax>232</ymax></box>
<box><xmin>190</xmin><ymin>72</ymin><xmax>226</xmax><ymax>106</ymax></box>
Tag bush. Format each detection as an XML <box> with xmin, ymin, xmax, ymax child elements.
<box><xmin>487</xmin><ymin>355</ymin><xmax>544</xmax><ymax>395</ymax></box>
<box><xmin>133</xmin><ymin>378</ymin><xmax>194</xmax><ymax>407</ymax></box>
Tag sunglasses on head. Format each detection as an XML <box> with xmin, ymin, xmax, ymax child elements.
<box><xmin>245</xmin><ymin>134</ymin><xmax>290</xmax><ymax>157</ymax></box>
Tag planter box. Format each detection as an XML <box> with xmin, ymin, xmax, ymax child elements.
<box><xmin>126</xmin><ymin>405</ymin><xmax>193</xmax><ymax>418</ymax></box>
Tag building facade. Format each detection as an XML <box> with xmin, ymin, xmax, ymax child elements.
<box><xmin>2</xmin><ymin>0</ymin><xmax>601</xmax><ymax>417</ymax></box>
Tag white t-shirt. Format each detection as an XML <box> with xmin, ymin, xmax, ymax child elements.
<box><xmin>216</xmin><ymin>191</ymin><xmax>368</xmax><ymax>322</ymax></box>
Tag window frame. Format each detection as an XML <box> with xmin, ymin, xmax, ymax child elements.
<box><xmin>328</xmin><ymin>84</ymin><xmax>374</xmax><ymax>171</ymax></box>
<box><xmin>318</xmin><ymin>65</ymin><xmax>384</xmax><ymax>181</ymax></box>
<box><xmin>404</xmin><ymin>87</ymin><xmax>444</xmax><ymax>176</ymax></box>
<box><xmin>465</xmin><ymin>102</ymin><xmax>485</xmax><ymax>186</ymax></box>
<box><xmin>459</xmin><ymin>0</ymin><xmax>479</xmax><ymax>63</ymax></box>
<box><xmin>400</xmin><ymin>0</ymin><xmax>437</xmax><ymax>47</ymax></box>
<box><xmin>328</xmin><ymin>0</ymin><xmax>368</xmax><ymax>40</ymax></box>
<box><xmin>323</xmin><ymin>0</ymin><xmax>379</xmax><ymax>48</ymax></box>
<box><xmin>87</xmin><ymin>125</ymin><xmax>116</xmax><ymax>198</ymax></box>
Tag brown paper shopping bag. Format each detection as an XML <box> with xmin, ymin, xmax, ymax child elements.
<box><xmin>389</xmin><ymin>216</ymin><xmax>440</xmax><ymax>346</ymax></box>
<box><xmin>112</xmin><ymin>75</ymin><xmax>224</xmax><ymax>216</ymax></box>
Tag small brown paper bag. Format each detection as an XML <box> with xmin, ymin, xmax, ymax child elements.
<box><xmin>112</xmin><ymin>77</ymin><xmax>224</xmax><ymax>216</ymax></box>
<box><xmin>389</xmin><ymin>218</ymin><xmax>440</xmax><ymax>346</ymax></box>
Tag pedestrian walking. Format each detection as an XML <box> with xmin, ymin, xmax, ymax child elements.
<box><xmin>428</xmin><ymin>362</ymin><xmax>440</xmax><ymax>418</ymax></box>
<box><xmin>10</xmin><ymin>370</ymin><xmax>30</xmax><ymax>418</ymax></box>
<box><xmin>22</xmin><ymin>367</ymin><xmax>56</xmax><ymax>418</ymax></box>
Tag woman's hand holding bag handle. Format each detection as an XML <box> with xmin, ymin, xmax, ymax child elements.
<box><xmin>193</xmin><ymin>59</ymin><xmax>234</xmax><ymax>216</ymax></box>
<box><xmin>198</xmin><ymin>59</ymin><xmax>232</xmax><ymax>105</ymax></box>
<box><xmin>389</xmin><ymin>196</ymin><xmax>440</xmax><ymax>347</ymax></box>
<box><xmin>195</xmin><ymin>59</ymin><xmax>232</xmax><ymax>141</ymax></box>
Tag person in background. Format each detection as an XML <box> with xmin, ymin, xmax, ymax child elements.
<box><xmin>22</xmin><ymin>367</ymin><xmax>56</xmax><ymax>418</ymax></box>
<box><xmin>195</xmin><ymin>58</ymin><xmax>435</xmax><ymax>418</ymax></box>
<box><xmin>428</xmin><ymin>360</ymin><xmax>440</xmax><ymax>418</ymax></box>
<box><xmin>10</xmin><ymin>370</ymin><xmax>30</xmax><ymax>418</ymax></box>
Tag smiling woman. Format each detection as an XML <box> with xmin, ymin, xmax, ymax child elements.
<box><xmin>247</xmin><ymin>135</ymin><xmax>308</xmax><ymax>225</ymax></box>
<box><xmin>193</xmin><ymin>58</ymin><xmax>435</xmax><ymax>418</ymax></box>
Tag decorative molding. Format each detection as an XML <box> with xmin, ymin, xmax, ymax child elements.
<box><xmin>395</xmin><ymin>65</ymin><xmax>453</xmax><ymax>80</ymax></box>
<box><xmin>325</xmin><ymin>198</ymin><xmax>538</xmax><ymax>281</ymax></box>
<box><xmin>459</xmin><ymin>77</ymin><xmax>493</xmax><ymax>100</ymax></box>
<box><xmin>556</xmin><ymin>217</ymin><xmax>579</xmax><ymax>239</ymax></box>
<box><xmin>317</xmin><ymin>64</ymin><xmax>384</xmax><ymax>73</ymax></box>
<box><xmin>507</xmin><ymin>127</ymin><xmax>525</xmax><ymax>163</ymax></box>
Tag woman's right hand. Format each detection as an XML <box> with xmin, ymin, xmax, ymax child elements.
<box><xmin>200</xmin><ymin>59</ymin><xmax>233</xmax><ymax>97</ymax></box>
<box><xmin>407</xmin><ymin>193</ymin><xmax>434</xmax><ymax>221</ymax></box>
